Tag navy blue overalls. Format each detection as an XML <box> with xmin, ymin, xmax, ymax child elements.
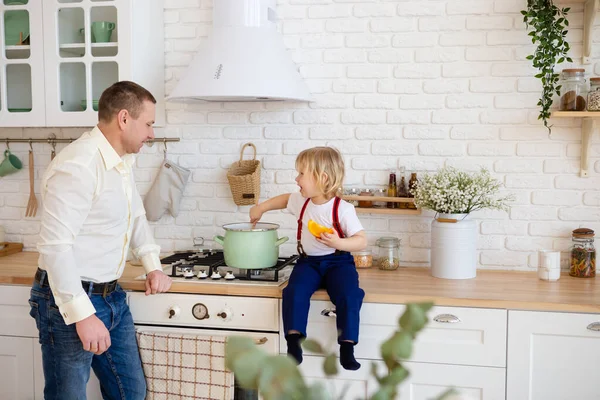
<box><xmin>282</xmin><ymin>197</ymin><xmax>365</xmax><ymax>343</ymax></box>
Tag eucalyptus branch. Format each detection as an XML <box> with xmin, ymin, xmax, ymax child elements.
<box><xmin>521</xmin><ymin>0</ymin><xmax>572</xmax><ymax>134</ymax></box>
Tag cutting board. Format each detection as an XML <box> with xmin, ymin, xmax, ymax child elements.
<box><xmin>0</xmin><ymin>243</ymin><xmax>24</xmax><ymax>257</ymax></box>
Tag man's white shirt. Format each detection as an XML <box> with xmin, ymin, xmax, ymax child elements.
<box><xmin>37</xmin><ymin>126</ymin><xmax>162</xmax><ymax>325</ymax></box>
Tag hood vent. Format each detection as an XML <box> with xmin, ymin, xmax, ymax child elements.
<box><xmin>167</xmin><ymin>0</ymin><xmax>311</xmax><ymax>102</ymax></box>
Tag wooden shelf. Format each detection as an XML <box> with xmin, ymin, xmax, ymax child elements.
<box><xmin>341</xmin><ymin>195</ymin><xmax>422</xmax><ymax>215</ymax></box>
<box><xmin>551</xmin><ymin>111</ymin><xmax>600</xmax><ymax>118</ymax></box>
<box><xmin>59</xmin><ymin>42</ymin><xmax>118</xmax><ymax>57</ymax></box>
<box><xmin>551</xmin><ymin>111</ymin><xmax>596</xmax><ymax>177</ymax></box>
<box><xmin>355</xmin><ymin>208</ymin><xmax>421</xmax><ymax>215</ymax></box>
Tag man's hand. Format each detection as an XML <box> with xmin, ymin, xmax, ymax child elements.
<box><xmin>145</xmin><ymin>270</ymin><xmax>172</xmax><ymax>296</ymax></box>
<box><xmin>318</xmin><ymin>229</ymin><xmax>343</xmax><ymax>250</ymax></box>
<box><xmin>76</xmin><ymin>314</ymin><xmax>111</xmax><ymax>355</ymax></box>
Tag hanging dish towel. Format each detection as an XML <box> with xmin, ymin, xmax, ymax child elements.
<box><xmin>136</xmin><ymin>331</ymin><xmax>235</xmax><ymax>400</ymax></box>
<box><xmin>144</xmin><ymin>159</ymin><xmax>190</xmax><ymax>221</ymax></box>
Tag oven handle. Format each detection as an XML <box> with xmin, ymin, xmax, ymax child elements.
<box><xmin>255</xmin><ymin>337</ymin><xmax>268</xmax><ymax>345</ymax></box>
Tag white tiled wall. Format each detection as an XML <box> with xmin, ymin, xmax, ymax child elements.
<box><xmin>1</xmin><ymin>0</ymin><xmax>599</xmax><ymax>271</ymax></box>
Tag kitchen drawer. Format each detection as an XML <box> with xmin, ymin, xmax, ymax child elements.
<box><xmin>280</xmin><ymin>300</ymin><xmax>507</xmax><ymax>367</ymax></box>
<box><xmin>298</xmin><ymin>355</ymin><xmax>369</xmax><ymax>400</ymax></box>
<box><xmin>0</xmin><ymin>285</ymin><xmax>37</xmax><ymax>338</ymax></box>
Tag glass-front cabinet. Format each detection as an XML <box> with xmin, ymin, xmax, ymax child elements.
<box><xmin>0</xmin><ymin>0</ymin><xmax>45</xmax><ymax>126</ymax></box>
<box><xmin>0</xmin><ymin>0</ymin><xmax>164</xmax><ymax>127</ymax></box>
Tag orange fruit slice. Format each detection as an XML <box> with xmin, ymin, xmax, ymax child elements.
<box><xmin>308</xmin><ymin>219</ymin><xmax>334</xmax><ymax>238</ymax></box>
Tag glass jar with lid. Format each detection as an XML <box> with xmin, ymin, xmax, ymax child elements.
<box><xmin>373</xmin><ymin>188</ymin><xmax>387</xmax><ymax>208</ymax></box>
<box><xmin>375</xmin><ymin>237</ymin><xmax>401</xmax><ymax>271</ymax></box>
<box><xmin>353</xmin><ymin>249</ymin><xmax>373</xmax><ymax>269</ymax></box>
<box><xmin>559</xmin><ymin>69</ymin><xmax>587</xmax><ymax>111</ymax></box>
<box><xmin>358</xmin><ymin>189</ymin><xmax>374</xmax><ymax>208</ymax></box>
<box><xmin>345</xmin><ymin>187</ymin><xmax>359</xmax><ymax>207</ymax></box>
<box><xmin>588</xmin><ymin>77</ymin><xmax>600</xmax><ymax>111</ymax></box>
<box><xmin>569</xmin><ymin>228</ymin><xmax>595</xmax><ymax>278</ymax></box>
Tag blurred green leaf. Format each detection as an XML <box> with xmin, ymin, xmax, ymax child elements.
<box><xmin>302</xmin><ymin>339</ymin><xmax>324</xmax><ymax>354</ymax></box>
<box><xmin>370</xmin><ymin>384</ymin><xmax>395</xmax><ymax>400</ymax></box>
<box><xmin>381</xmin><ymin>365</ymin><xmax>409</xmax><ymax>387</ymax></box>
<box><xmin>306</xmin><ymin>383</ymin><xmax>333</xmax><ymax>400</ymax></box>
<box><xmin>399</xmin><ymin>304</ymin><xmax>428</xmax><ymax>334</ymax></box>
<box><xmin>381</xmin><ymin>331</ymin><xmax>412</xmax><ymax>361</ymax></box>
<box><xmin>434</xmin><ymin>388</ymin><xmax>459</xmax><ymax>400</ymax></box>
<box><xmin>258</xmin><ymin>355</ymin><xmax>306</xmax><ymax>400</ymax></box>
<box><xmin>323</xmin><ymin>354</ymin><xmax>338</xmax><ymax>376</ymax></box>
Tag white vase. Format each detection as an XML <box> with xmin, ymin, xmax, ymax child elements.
<box><xmin>430</xmin><ymin>213</ymin><xmax>477</xmax><ymax>279</ymax></box>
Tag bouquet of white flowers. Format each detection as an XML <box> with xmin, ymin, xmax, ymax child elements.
<box><xmin>412</xmin><ymin>167</ymin><xmax>513</xmax><ymax>214</ymax></box>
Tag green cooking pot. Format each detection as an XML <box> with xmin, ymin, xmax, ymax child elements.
<box><xmin>214</xmin><ymin>222</ymin><xmax>289</xmax><ymax>269</ymax></box>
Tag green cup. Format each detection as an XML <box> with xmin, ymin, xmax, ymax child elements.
<box><xmin>0</xmin><ymin>150</ymin><xmax>23</xmax><ymax>177</ymax></box>
<box><xmin>91</xmin><ymin>21</ymin><xmax>115</xmax><ymax>43</ymax></box>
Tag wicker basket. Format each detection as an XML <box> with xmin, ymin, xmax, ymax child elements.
<box><xmin>227</xmin><ymin>143</ymin><xmax>261</xmax><ymax>206</ymax></box>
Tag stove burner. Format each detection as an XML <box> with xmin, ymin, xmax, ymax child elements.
<box><xmin>162</xmin><ymin>250</ymin><xmax>299</xmax><ymax>282</ymax></box>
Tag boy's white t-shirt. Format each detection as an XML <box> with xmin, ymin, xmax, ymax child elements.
<box><xmin>287</xmin><ymin>192</ymin><xmax>364</xmax><ymax>256</ymax></box>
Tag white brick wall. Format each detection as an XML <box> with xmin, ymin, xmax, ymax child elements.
<box><xmin>1</xmin><ymin>0</ymin><xmax>598</xmax><ymax>271</ymax></box>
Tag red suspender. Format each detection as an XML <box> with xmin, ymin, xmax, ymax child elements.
<box><xmin>297</xmin><ymin>198</ymin><xmax>311</xmax><ymax>242</ymax></box>
<box><xmin>297</xmin><ymin>197</ymin><xmax>345</xmax><ymax>254</ymax></box>
<box><xmin>297</xmin><ymin>198</ymin><xmax>311</xmax><ymax>256</ymax></box>
<box><xmin>332</xmin><ymin>197</ymin><xmax>345</xmax><ymax>238</ymax></box>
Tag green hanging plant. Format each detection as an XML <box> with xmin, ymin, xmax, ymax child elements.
<box><xmin>521</xmin><ymin>0</ymin><xmax>572</xmax><ymax>134</ymax></box>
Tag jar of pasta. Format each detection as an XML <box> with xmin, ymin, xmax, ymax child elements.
<box><xmin>569</xmin><ymin>228</ymin><xmax>595</xmax><ymax>278</ymax></box>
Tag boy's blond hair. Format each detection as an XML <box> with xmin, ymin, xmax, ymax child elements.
<box><xmin>296</xmin><ymin>147</ymin><xmax>345</xmax><ymax>198</ymax></box>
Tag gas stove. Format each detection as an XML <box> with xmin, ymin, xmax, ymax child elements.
<box><xmin>140</xmin><ymin>249</ymin><xmax>299</xmax><ymax>286</ymax></box>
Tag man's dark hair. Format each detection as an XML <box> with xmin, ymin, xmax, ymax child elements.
<box><xmin>98</xmin><ymin>81</ymin><xmax>156</xmax><ymax>122</ymax></box>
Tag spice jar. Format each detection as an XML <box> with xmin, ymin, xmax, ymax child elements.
<box><xmin>345</xmin><ymin>187</ymin><xmax>359</xmax><ymax>206</ymax></box>
<box><xmin>375</xmin><ymin>237</ymin><xmax>401</xmax><ymax>271</ymax></box>
<box><xmin>569</xmin><ymin>228</ymin><xmax>596</xmax><ymax>278</ymax></box>
<box><xmin>588</xmin><ymin>77</ymin><xmax>600</xmax><ymax>111</ymax></box>
<box><xmin>358</xmin><ymin>189</ymin><xmax>374</xmax><ymax>208</ymax></box>
<box><xmin>373</xmin><ymin>188</ymin><xmax>387</xmax><ymax>208</ymax></box>
<box><xmin>353</xmin><ymin>249</ymin><xmax>373</xmax><ymax>269</ymax></box>
<box><xmin>559</xmin><ymin>69</ymin><xmax>587</xmax><ymax>111</ymax></box>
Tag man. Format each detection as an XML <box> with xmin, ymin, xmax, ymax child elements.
<box><xmin>29</xmin><ymin>81</ymin><xmax>172</xmax><ymax>400</ymax></box>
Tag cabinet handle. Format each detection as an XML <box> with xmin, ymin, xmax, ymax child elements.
<box><xmin>254</xmin><ymin>337</ymin><xmax>268</xmax><ymax>345</ymax></box>
<box><xmin>433</xmin><ymin>314</ymin><xmax>461</xmax><ymax>324</ymax></box>
<box><xmin>587</xmin><ymin>322</ymin><xmax>600</xmax><ymax>332</ymax></box>
<box><xmin>321</xmin><ymin>308</ymin><xmax>337</xmax><ymax>318</ymax></box>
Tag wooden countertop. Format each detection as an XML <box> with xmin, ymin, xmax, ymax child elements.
<box><xmin>1</xmin><ymin>252</ymin><xmax>599</xmax><ymax>313</ymax></box>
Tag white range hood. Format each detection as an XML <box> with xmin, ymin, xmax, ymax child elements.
<box><xmin>167</xmin><ymin>0</ymin><xmax>311</xmax><ymax>102</ymax></box>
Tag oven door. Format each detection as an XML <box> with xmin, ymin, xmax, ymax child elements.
<box><xmin>135</xmin><ymin>324</ymin><xmax>278</xmax><ymax>400</ymax></box>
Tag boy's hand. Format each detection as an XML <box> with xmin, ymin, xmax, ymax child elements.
<box><xmin>249</xmin><ymin>204</ymin><xmax>263</xmax><ymax>227</ymax></box>
<box><xmin>318</xmin><ymin>230</ymin><xmax>343</xmax><ymax>249</ymax></box>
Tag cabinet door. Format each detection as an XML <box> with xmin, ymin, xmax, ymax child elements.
<box><xmin>298</xmin><ymin>355</ymin><xmax>369</xmax><ymax>400</ymax></box>
<box><xmin>390</xmin><ymin>362</ymin><xmax>506</xmax><ymax>400</ymax></box>
<box><xmin>507</xmin><ymin>310</ymin><xmax>600</xmax><ymax>400</ymax></box>
<box><xmin>0</xmin><ymin>336</ymin><xmax>35</xmax><ymax>400</ymax></box>
<box><xmin>0</xmin><ymin>0</ymin><xmax>45</xmax><ymax>127</ymax></box>
<box><xmin>42</xmin><ymin>0</ymin><xmax>128</xmax><ymax>127</ymax></box>
<box><xmin>289</xmin><ymin>301</ymin><xmax>507</xmax><ymax>367</ymax></box>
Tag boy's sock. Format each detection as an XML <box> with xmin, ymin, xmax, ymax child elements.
<box><xmin>286</xmin><ymin>333</ymin><xmax>304</xmax><ymax>364</ymax></box>
<box><xmin>340</xmin><ymin>342</ymin><xmax>361</xmax><ymax>370</ymax></box>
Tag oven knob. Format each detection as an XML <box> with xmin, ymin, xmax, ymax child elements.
<box><xmin>168</xmin><ymin>305</ymin><xmax>181</xmax><ymax>319</ymax></box>
<box><xmin>217</xmin><ymin>308</ymin><xmax>233</xmax><ymax>321</ymax></box>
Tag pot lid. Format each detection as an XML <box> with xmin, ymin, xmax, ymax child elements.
<box><xmin>222</xmin><ymin>222</ymin><xmax>280</xmax><ymax>232</ymax></box>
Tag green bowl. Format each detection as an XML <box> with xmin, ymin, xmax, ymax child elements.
<box><xmin>8</xmin><ymin>107</ymin><xmax>32</xmax><ymax>112</ymax></box>
<box><xmin>81</xmin><ymin>100</ymin><xmax>99</xmax><ymax>111</ymax></box>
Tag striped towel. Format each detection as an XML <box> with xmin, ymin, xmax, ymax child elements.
<box><xmin>136</xmin><ymin>331</ymin><xmax>234</xmax><ymax>400</ymax></box>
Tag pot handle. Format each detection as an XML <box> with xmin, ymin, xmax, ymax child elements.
<box><xmin>275</xmin><ymin>237</ymin><xmax>289</xmax><ymax>247</ymax></box>
<box><xmin>214</xmin><ymin>236</ymin><xmax>225</xmax><ymax>246</ymax></box>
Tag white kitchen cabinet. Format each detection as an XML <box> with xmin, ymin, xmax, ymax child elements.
<box><xmin>285</xmin><ymin>301</ymin><xmax>507</xmax><ymax>368</ymax></box>
<box><xmin>507</xmin><ymin>310</ymin><xmax>600</xmax><ymax>400</ymax></box>
<box><xmin>391</xmin><ymin>362</ymin><xmax>506</xmax><ymax>400</ymax></box>
<box><xmin>0</xmin><ymin>0</ymin><xmax>164</xmax><ymax>128</ymax></box>
<box><xmin>0</xmin><ymin>336</ymin><xmax>35</xmax><ymax>400</ymax></box>
<box><xmin>298</xmin><ymin>355</ymin><xmax>370</xmax><ymax>400</ymax></box>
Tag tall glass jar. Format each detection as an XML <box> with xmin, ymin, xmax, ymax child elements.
<box><xmin>569</xmin><ymin>228</ymin><xmax>595</xmax><ymax>278</ymax></box>
<box><xmin>375</xmin><ymin>237</ymin><xmax>401</xmax><ymax>271</ymax></box>
<box><xmin>559</xmin><ymin>69</ymin><xmax>587</xmax><ymax>111</ymax></box>
<box><xmin>588</xmin><ymin>77</ymin><xmax>600</xmax><ymax>111</ymax></box>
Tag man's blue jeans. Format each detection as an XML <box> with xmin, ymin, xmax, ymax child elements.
<box><xmin>28</xmin><ymin>274</ymin><xmax>146</xmax><ymax>400</ymax></box>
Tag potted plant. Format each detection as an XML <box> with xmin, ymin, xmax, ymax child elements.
<box><xmin>521</xmin><ymin>0</ymin><xmax>572</xmax><ymax>134</ymax></box>
<box><xmin>412</xmin><ymin>167</ymin><xmax>514</xmax><ymax>279</ymax></box>
<box><xmin>225</xmin><ymin>302</ymin><xmax>459</xmax><ymax>400</ymax></box>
